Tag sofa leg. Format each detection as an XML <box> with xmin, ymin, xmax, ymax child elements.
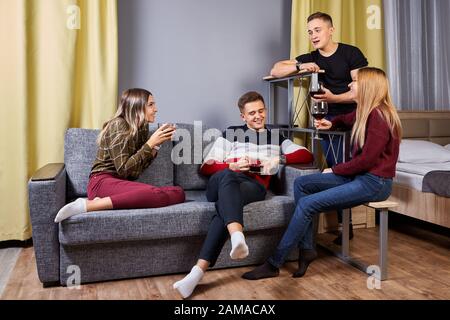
<box><xmin>42</xmin><ymin>281</ymin><xmax>60</xmax><ymax>288</ymax></box>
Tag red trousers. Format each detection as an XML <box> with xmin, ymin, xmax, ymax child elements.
<box><xmin>87</xmin><ymin>173</ymin><xmax>185</xmax><ymax>209</ymax></box>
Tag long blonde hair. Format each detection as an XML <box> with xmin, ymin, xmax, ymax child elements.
<box><xmin>351</xmin><ymin>68</ymin><xmax>402</xmax><ymax>149</ymax></box>
<box><xmin>97</xmin><ymin>88</ymin><xmax>151</xmax><ymax>145</ymax></box>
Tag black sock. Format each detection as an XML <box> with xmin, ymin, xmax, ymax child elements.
<box><xmin>242</xmin><ymin>261</ymin><xmax>279</xmax><ymax>280</ymax></box>
<box><xmin>292</xmin><ymin>249</ymin><xmax>317</xmax><ymax>278</ymax></box>
<box><xmin>333</xmin><ymin>224</ymin><xmax>354</xmax><ymax>245</ymax></box>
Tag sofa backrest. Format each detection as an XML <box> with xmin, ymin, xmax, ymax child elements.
<box><xmin>64</xmin><ymin>129</ymin><xmax>98</xmax><ymax>198</ymax></box>
<box><xmin>172</xmin><ymin>123</ymin><xmax>215</xmax><ymax>190</ymax></box>
<box><xmin>64</xmin><ymin>125</ymin><xmax>174</xmax><ymax>199</ymax></box>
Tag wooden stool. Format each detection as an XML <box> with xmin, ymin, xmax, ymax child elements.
<box><xmin>318</xmin><ymin>200</ymin><xmax>398</xmax><ymax>281</ymax></box>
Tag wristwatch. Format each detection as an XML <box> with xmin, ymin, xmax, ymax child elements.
<box><xmin>279</xmin><ymin>155</ymin><xmax>287</xmax><ymax>165</ymax></box>
<box><xmin>295</xmin><ymin>61</ymin><xmax>302</xmax><ymax>72</ymax></box>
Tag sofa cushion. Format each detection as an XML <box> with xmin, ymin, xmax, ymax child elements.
<box><xmin>64</xmin><ymin>125</ymin><xmax>174</xmax><ymax>198</ymax></box>
<box><xmin>58</xmin><ymin>191</ymin><xmax>295</xmax><ymax>246</ymax></box>
<box><xmin>172</xmin><ymin>123</ymin><xmax>215</xmax><ymax>190</ymax></box>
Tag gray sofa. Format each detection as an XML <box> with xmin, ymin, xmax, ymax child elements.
<box><xmin>28</xmin><ymin>123</ymin><xmax>319</xmax><ymax>287</ymax></box>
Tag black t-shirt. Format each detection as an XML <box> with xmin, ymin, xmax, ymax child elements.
<box><xmin>296</xmin><ymin>43</ymin><xmax>368</xmax><ymax>115</ymax></box>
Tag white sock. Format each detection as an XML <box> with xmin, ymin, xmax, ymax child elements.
<box><xmin>230</xmin><ymin>231</ymin><xmax>249</xmax><ymax>260</ymax></box>
<box><xmin>54</xmin><ymin>198</ymin><xmax>87</xmax><ymax>223</ymax></box>
<box><xmin>173</xmin><ymin>265</ymin><xmax>204</xmax><ymax>299</ymax></box>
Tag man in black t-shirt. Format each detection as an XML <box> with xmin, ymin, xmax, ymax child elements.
<box><xmin>271</xmin><ymin>12</ymin><xmax>368</xmax><ymax>116</ymax></box>
<box><xmin>270</xmin><ymin>12</ymin><xmax>368</xmax><ymax>245</ymax></box>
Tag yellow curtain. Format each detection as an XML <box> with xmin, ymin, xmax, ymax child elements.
<box><xmin>0</xmin><ymin>0</ymin><xmax>117</xmax><ymax>241</ymax></box>
<box><xmin>291</xmin><ymin>0</ymin><xmax>385</xmax><ymax>152</ymax></box>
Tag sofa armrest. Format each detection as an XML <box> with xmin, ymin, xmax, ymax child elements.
<box><xmin>31</xmin><ymin>163</ymin><xmax>65</xmax><ymax>181</ymax></box>
<box><xmin>28</xmin><ymin>163</ymin><xmax>66</xmax><ymax>285</ymax></box>
<box><xmin>272</xmin><ymin>164</ymin><xmax>320</xmax><ymax>198</ymax></box>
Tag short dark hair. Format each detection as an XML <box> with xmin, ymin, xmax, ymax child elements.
<box><xmin>237</xmin><ymin>91</ymin><xmax>265</xmax><ymax>112</ymax></box>
<box><xmin>307</xmin><ymin>12</ymin><xmax>333</xmax><ymax>27</ymax></box>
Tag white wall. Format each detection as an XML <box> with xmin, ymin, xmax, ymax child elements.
<box><xmin>118</xmin><ymin>0</ymin><xmax>292</xmax><ymax>129</ymax></box>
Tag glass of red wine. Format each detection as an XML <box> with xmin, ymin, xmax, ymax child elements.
<box><xmin>249</xmin><ymin>164</ymin><xmax>261</xmax><ymax>174</ymax></box>
<box><xmin>311</xmin><ymin>100</ymin><xmax>328</xmax><ymax>140</ymax></box>
<box><xmin>248</xmin><ymin>159</ymin><xmax>262</xmax><ymax>174</ymax></box>
<box><xmin>309</xmin><ymin>81</ymin><xmax>324</xmax><ymax>98</ymax></box>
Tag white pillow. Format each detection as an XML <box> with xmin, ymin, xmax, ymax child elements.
<box><xmin>398</xmin><ymin>139</ymin><xmax>450</xmax><ymax>163</ymax></box>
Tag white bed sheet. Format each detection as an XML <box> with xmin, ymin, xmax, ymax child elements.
<box><xmin>394</xmin><ymin>162</ymin><xmax>450</xmax><ymax>191</ymax></box>
<box><xmin>393</xmin><ymin>171</ymin><xmax>425</xmax><ymax>191</ymax></box>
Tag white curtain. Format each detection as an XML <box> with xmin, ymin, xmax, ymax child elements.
<box><xmin>384</xmin><ymin>0</ymin><xmax>450</xmax><ymax>110</ymax></box>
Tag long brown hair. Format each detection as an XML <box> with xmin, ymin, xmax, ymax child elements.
<box><xmin>97</xmin><ymin>88</ymin><xmax>151</xmax><ymax>145</ymax></box>
<box><xmin>97</xmin><ymin>88</ymin><xmax>152</xmax><ymax>144</ymax></box>
<box><xmin>351</xmin><ymin>67</ymin><xmax>402</xmax><ymax>149</ymax></box>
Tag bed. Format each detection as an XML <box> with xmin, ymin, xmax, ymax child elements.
<box><xmin>388</xmin><ymin>111</ymin><xmax>450</xmax><ymax>228</ymax></box>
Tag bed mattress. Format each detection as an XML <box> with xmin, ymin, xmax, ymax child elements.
<box><xmin>394</xmin><ymin>162</ymin><xmax>450</xmax><ymax>191</ymax></box>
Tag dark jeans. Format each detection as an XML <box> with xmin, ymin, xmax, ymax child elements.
<box><xmin>199</xmin><ymin>169</ymin><xmax>267</xmax><ymax>267</ymax></box>
<box><xmin>268</xmin><ymin>172</ymin><xmax>392</xmax><ymax>268</ymax></box>
<box><xmin>320</xmin><ymin>114</ymin><xmax>351</xmax><ymax>224</ymax></box>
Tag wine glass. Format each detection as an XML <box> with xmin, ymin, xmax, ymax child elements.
<box><xmin>309</xmin><ymin>80</ymin><xmax>324</xmax><ymax>98</ymax></box>
<box><xmin>311</xmin><ymin>100</ymin><xmax>328</xmax><ymax>140</ymax></box>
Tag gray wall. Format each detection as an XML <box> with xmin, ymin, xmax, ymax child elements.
<box><xmin>118</xmin><ymin>0</ymin><xmax>292</xmax><ymax>129</ymax></box>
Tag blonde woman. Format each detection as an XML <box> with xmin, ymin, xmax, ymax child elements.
<box><xmin>243</xmin><ymin>67</ymin><xmax>402</xmax><ymax>280</ymax></box>
<box><xmin>55</xmin><ymin>88</ymin><xmax>185</xmax><ymax>222</ymax></box>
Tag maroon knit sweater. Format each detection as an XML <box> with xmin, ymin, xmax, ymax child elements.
<box><xmin>330</xmin><ymin>109</ymin><xmax>400</xmax><ymax>178</ymax></box>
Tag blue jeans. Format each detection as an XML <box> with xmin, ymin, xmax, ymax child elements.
<box><xmin>268</xmin><ymin>172</ymin><xmax>392</xmax><ymax>268</ymax></box>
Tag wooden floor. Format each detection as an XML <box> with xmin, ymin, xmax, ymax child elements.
<box><xmin>1</xmin><ymin>225</ymin><xmax>449</xmax><ymax>300</ymax></box>
<box><xmin>0</xmin><ymin>248</ymin><xmax>21</xmax><ymax>297</ymax></box>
